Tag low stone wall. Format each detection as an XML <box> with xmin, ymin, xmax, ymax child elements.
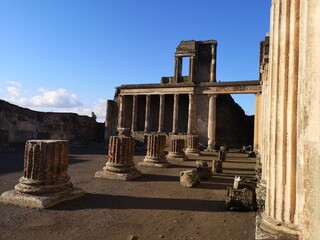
<box><xmin>0</xmin><ymin>100</ymin><xmax>104</xmax><ymax>144</ymax></box>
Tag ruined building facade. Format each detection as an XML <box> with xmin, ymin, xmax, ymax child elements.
<box><xmin>105</xmin><ymin>40</ymin><xmax>260</xmax><ymax>149</ymax></box>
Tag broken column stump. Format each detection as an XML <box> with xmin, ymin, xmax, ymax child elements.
<box><xmin>139</xmin><ymin>133</ymin><xmax>170</xmax><ymax>167</ymax></box>
<box><xmin>212</xmin><ymin>160</ymin><xmax>223</xmax><ymax>173</ymax></box>
<box><xmin>0</xmin><ymin>140</ymin><xmax>84</xmax><ymax>208</ymax></box>
<box><xmin>180</xmin><ymin>169</ymin><xmax>200</xmax><ymax>188</ymax></box>
<box><xmin>166</xmin><ymin>138</ymin><xmax>187</xmax><ymax>161</ymax></box>
<box><xmin>95</xmin><ymin>128</ymin><xmax>142</xmax><ymax>180</ymax></box>
<box><xmin>218</xmin><ymin>146</ymin><xmax>227</xmax><ymax>161</ymax></box>
<box><xmin>196</xmin><ymin>161</ymin><xmax>212</xmax><ymax>180</ymax></box>
<box><xmin>226</xmin><ymin>176</ymin><xmax>256</xmax><ymax>211</ymax></box>
<box><xmin>184</xmin><ymin>134</ymin><xmax>200</xmax><ymax>156</ymax></box>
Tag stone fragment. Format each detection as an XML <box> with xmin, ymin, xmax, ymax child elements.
<box><xmin>0</xmin><ymin>140</ymin><xmax>84</xmax><ymax>208</ymax></box>
<box><xmin>212</xmin><ymin>160</ymin><xmax>223</xmax><ymax>173</ymax></box>
<box><xmin>226</xmin><ymin>186</ymin><xmax>255</xmax><ymax>211</ymax></box>
<box><xmin>139</xmin><ymin>134</ymin><xmax>170</xmax><ymax>168</ymax></box>
<box><xmin>95</xmin><ymin>128</ymin><xmax>142</xmax><ymax>180</ymax></box>
<box><xmin>218</xmin><ymin>146</ymin><xmax>227</xmax><ymax>161</ymax></box>
<box><xmin>195</xmin><ymin>161</ymin><xmax>212</xmax><ymax>180</ymax></box>
<box><xmin>180</xmin><ymin>170</ymin><xmax>200</xmax><ymax>188</ymax></box>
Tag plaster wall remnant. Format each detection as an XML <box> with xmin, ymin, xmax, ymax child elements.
<box><xmin>95</xmin><ymin>128</ymin><xmax>142</xmax><ymax>181</ymax></box>
<box><xmin>258</xmin><ymin>0</ymin><xmax>320</xmax><ymax>239</ymax></box>
<box><xmin>105</xmin><ymin>40</ymin><xmax>259</xmax><ymax>151</ymax></box>
<box><xmin>0</xmin><ymin>140</ymin><xmax>84</xmax><ymax>208</ymax></box>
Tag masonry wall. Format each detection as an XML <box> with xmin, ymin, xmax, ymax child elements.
<box><xmin>0</xmin><ymin>100</ymin><xmax>104</xmax><ymax>144</ymax></box>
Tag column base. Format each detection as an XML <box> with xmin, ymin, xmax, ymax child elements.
<box><xmin>258</xmin><ymin>212</ymin><xmax>299</xmax><ymax>239</ymax></box>
<box><xmin>95</xmin><ymin>169</ymin><xmax>142</xmax><ymax>181</ymax></box>
<box><xmin>185</xmin><ymin>148</ymin><xmax>200</xmax><ymax>156</ymax></box>
<box><xmin>166</xmin><ymin>152</ymin><xmax>187</xmax><ymax>161</ymax></box>
<box><xmin>0</xmin><ymin>187</ymin><xmax>85</xmax><ymax>209</ymax></box>
<box><xmin>139</xmin><ymin>157</ymin><xmax>171</xmax><ymax>168</ymax></box>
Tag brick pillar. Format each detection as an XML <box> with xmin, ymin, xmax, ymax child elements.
<box><xmin>185</xmin><ymin>134</ymin><xmax>200</xmax><ymax>155</ymax></box>
<box><xmin>167</xmin><ymin>138</ymin><xmax>187</xmax><ymax>161</ymax></box>
<box><xmin>139</xmin><ymin>133</ymin><xmax>170</xmax><ymax>167</ymax></box>
<box><xmin>96</xmin><ymin>128</ymin><xmax>141</xmax><ymax>180</ymax></box>
<box><xmin>0</xmin><ymin>140</ymin><xmax>84</xmax><ymax>208</ymax></box>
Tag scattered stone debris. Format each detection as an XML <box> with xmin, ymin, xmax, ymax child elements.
<box><xmin>247</xmin><ymin>151</ymin><xmax>256</xmax><ymax>158</ymax></box>
<box><xmin>180</xmin><ymin>169</ymin><xmax>200</xmax><ymax>188</ymax></box>
<box><xmin>127</xmin><ymin>235</ymin><xmax>138</xmax><ymax>240</ymax></box>
<box><xmin>226</xmin><ymin>176</ymin><xmax>256</xmax><ymax>211</ymax></box>
<box><xmin>195</xmin><ymin>161</ymin><xmax>212</xmax><ymax>180</ymax></box>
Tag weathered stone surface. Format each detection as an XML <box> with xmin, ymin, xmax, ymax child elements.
<box><xmin>218</xmin><ymin>146</ymin><xmax>226</xmax><ymax>161</ymax></box>
<box><xmin>139</xmin><ymin>134</ymin><xmax>170</xmax><ymax>168</ymax></box>
<box><xmin>0</xmin><ymin>140</ymin><xmax>84</xmax><ymax>208</ymax></box>
<box><xmin>96</xmin><ymin>129</ymin><xmax>141</xmax><ymax>181</ymax></box>
<box><xmin>180</xmin><ymin>170</ymin><xmax>200</xmax><ymax>188</ymax></box>
<box><xmin>226</xmin><ymin>186</ymin><xmax>255</xmax><ymax>212</ymax></box>
<box><xmin>195</xmin><ymin>161</ymin><xmax>212</xmax><ymax>180</ymax></box>
<box><xmin>212</xmin><ymin>160</ymin><xmax>223</xmax><ymax>173</ymax></box>
<box><xmin>166</xmin><ymin>138</ymin><xmax>187</xmax><ymax>161</ymax></box>
<box><xmin>185</xmin><ymin>135</ymin><xmax>200</xmax><ymax>155</ymax></box>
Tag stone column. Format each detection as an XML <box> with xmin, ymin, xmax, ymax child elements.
<box><xmin>131</xmin><ymin>95</ymin><xmax>138</xmax><ymax>132</ymax></box>
<box><xmin>210</xmin><ymin>43</ymin><xmax>217</xmax><ymax>82</ymax></box>
<box><xmin>207</xmin><ymin>94</ymin><xmax>217</xmax><ymax>151</ymax></box>
<box><xmin>118</xmin><ymin>95</ymin><xmax>124</xmax><ymax>129</ymax></box>
<box><xmin>96</xmin><ymin>128</ymin><xmax>142</xmax><ymax>181</ymax></box>
<box><xmin>158</xmin><ymin>94</ymin><xmax>165</xmax><ymax>133</ymax></box>
<box><xmin>144</xmin><ymin>95</ymin><xmax>151</xmax><ymax>132</ymax></box>
<box><xmin>172</xmin><ymin>94</ymin><xmax>179</xmax><ymax>134</ymax></box>
<box><xmin>0</xmin><ymin>140</ymin><xmax>84</xmax><ymax>208</ymax></box>
<box><xmin>189</xmin><ymin>55</ymin><xmax>195</xmax><ymax>83</ymax></box>
<box><xmin>167</xmin><ymin>138</ymin><xmax>187</xmax><ymax>161</ymax></box>
<box><xmin>139</xmin><ymin>134</ymin><xmax>170</xmax><ymax>167</ymax></box>
<box><xmin>174</xmin><ymin>56</ymin><xmax>182</xmax><ymax>83</ymax></box>
<box><xmin>185</xmin><ymin>134</ymin><xmax>200</xmax><ymax>155</ymax></box>
<box><xmin>260</xmin><ymin>0</ymin><xmax>320</xmax><ymax>239</ymax></box>
<box><xmin>187</xmin><ymin>93</ymin><xmax>195</xmax><ymax>134</ymax></box>
<box><xmin>253</xmin><ymin>93</ymin><xmax>262</xmax><ymax>152</ymax></box>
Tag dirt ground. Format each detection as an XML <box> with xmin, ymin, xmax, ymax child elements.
<box><xmin>0</xmin><ymin>143</ymin><xmax>257</xmax><ymax>240</ymax></box>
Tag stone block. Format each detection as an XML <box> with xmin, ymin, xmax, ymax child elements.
<box><xmin>226</xmin><ymin>186</ymin><xmax>256</xmax><ymax>211</ymax></box>
<box><xmin>212</xmin><ymin>160</ymin><xmax>223</xmax><ymax>173</ymax></box>
<box><xmin>180</xmin><ymin>170</ymin><xmax>200</xmax><ymax>188</ymax></box>
<box><xmin>196</xmin><ymin>161</ymin><xmax>212</xmax><ymax>180</ymax></box>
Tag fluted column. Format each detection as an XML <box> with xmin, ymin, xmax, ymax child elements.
<box><xmin>144</xmin><ymin>95</ymin><xmax>151</xmax><ymax>132</ymax></box>
<box><xmin>207</xmin><ymin>94</ymin><xmax>217</xmax><ymax>151</ymax></box>
<box><xmin>131</xmin><ymin>95</ymin><xmax>138</xmax><ymax>132</ymax></box>
<box><xmin>185</xmin><ymin>135</ymin><xmax>200</xmax><ymax>155</ymax></box>
<box><xmin>167</xmin><ymin>138</ymin><xmax>187</xmax><ymax>161</ymax></box>
<box><xmin>158</xmin><ymin>94</ymin><xmax>165</xmax><ymax>133</ymax></box>
<box><xmin>96</xmin><ymin>128</ymin><xmax>141</xmax><ymax>180</ymax></box>
<box><xmin>0</xmin><ymin>140</ymin><xmax>84</xmax><ymax>208</ymax></box>
<box><xmin>189</xmin><ymin>55</ymin><xmax>195</xmax><ymax>83</ymax></box>
<box><xmin>139</xmin><ymin>134</ymin><xmax>170</xmax><ymax>167</ymax></box>
<box><xmin>187</xmin><ymin>93</ymin><xmax>195</xmax><ymax>134</ymax></box>
<box><xmin>172</xmin><ymin>94</ymin><xmax>179</xmax><ymax>134</ymax></box>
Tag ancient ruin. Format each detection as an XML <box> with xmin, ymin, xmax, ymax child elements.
<box><xmin>105</xmin><ymin>40</ymin><xmax>260</xmax><ymax>151</ymax></box>
<box><xmin>139</xmin><ymin>133</ymin><xmax>170</xmax><ymax>167</ymax></box>
<box><xmin>95</xmin><ymin>128</ymin><xmax>142</xmax><ymax>180</ymax></box>
<box><xmin>166</xmin><ymin>137</ymin><xmax>187</xmax><ymax>161</ymax></box>
<box><xmin>0</xmin><ymin>140</ymin><xmax>84</xmax><ymax>208</ymax></box>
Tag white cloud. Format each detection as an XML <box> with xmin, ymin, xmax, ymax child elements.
<box><xmin>7</xmin><ymin>81</ymin><xmax>22</xmax><ymax>87</ymax></box>
<box><xmin>18</xmin><ymin>88</ymin><xmax>83</xmax><ymax>108</ymax></box>
<box><xmin>6</xmin><ymin>86</ymin><xmax>21</xmax><ymax>97</ymax></box>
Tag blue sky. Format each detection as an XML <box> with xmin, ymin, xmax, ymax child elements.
<box><xmin>0</xmin><ymin>0</ymin><xmax>271</xmax><ymax>122</ymax></box>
